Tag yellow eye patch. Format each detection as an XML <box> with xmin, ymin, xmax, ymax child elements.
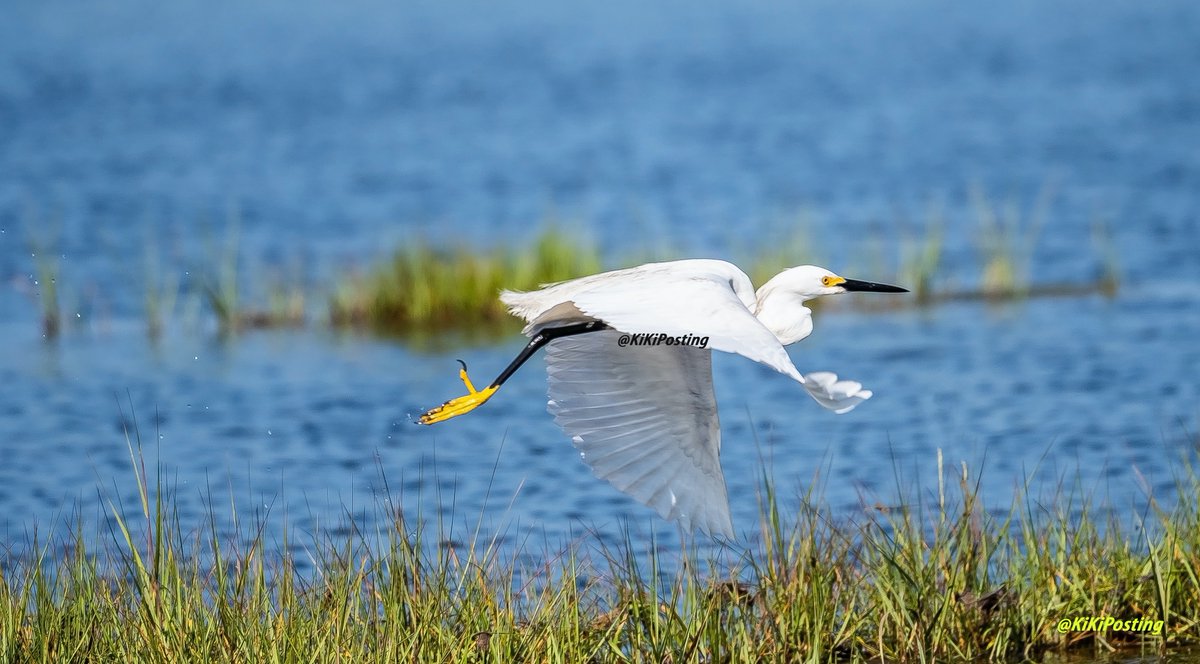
<box><xmin>821</xmin><ymin>275</ymin><xmax>846</xmax><ymax>287</ymax></box>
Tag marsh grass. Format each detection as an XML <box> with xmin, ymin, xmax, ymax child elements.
<box><xmin>4</xmin><ymin>422</ymin><xmax>1198</xmax><ymax>663</ymax></box>
<box><xmin>143</xmin><ymin>234</ymin><xmax>181</xmax><ymax>340</ymax></box>
<box><xmin>25</xmin><ymin>220</ymin><xmax>64</xmax><ymax>339</ymax></box>
<box><xmin>30</xmin><ymin>247</ymin><xmax>61</xmax><ymax>340</ymax></box>
<box><xmin>803</xmin><ymin>187</ymin><xmax>1114</xmax><ymax>311</ymax></box>
<box><xmin>972</xmin><ymin>183</ymin><xmax>1053</xmax><ymax>299</ymax></box>
<box><xmin>1091</xmin><ymin>216</ymin><xmax>1122</xmax><ymax>297</ymax></box>
<box><xmin>309</xmin><ymin>194</ymin><xmax>1116</xmax><ymax>335</ymax></box>
<box><xmin>197</xmin><ymin>220</ymin><xmax>311</xmax><ymax>335</ymax></box>
<box><xmin>897</xmin><ymin>206</ymin><xmax>945</xmax><ymax>305</ymax></box>
<box><xmin>22</xmin><ymin>189</ymin><xmax>1122</xmax><ymax>341</ymax></box>
<box><xmin>329</xmin><ymin>226</ymin><xmax>601</xmax><ymax>332</ymax></box>
<box><xmin>200</xmin><ymin>220</ymin><xmax>242</xmax><ymax>336</ymax></box>
<box><xmin>16</xmin><ymin>183</ymin><xmax>1123</xmax><ymax>341</ymax></box>
<box><xmin>240</xmin><ymin>266</ymin><xmax>307</xmax><ymax>330</ymax></box>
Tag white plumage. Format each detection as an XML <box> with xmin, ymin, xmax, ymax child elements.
<box><xmin>545</xmin><ymin>330</ymin><xmax>731</xmax><ymax>536</ymax></box>
<box><xmin>488</xmin><ymin>259</ymin><xmax>906</xmax><ymax>538</ymax></box>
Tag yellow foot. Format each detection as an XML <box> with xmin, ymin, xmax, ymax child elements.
<box><xmin>419</xmin><ymin>360</ymin><xmax>498</xmax><ymax>425</ymax></box>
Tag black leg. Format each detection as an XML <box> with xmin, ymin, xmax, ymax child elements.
<box><xmin>491</xmin><ymin>321</ymin><xmax>608</xmax><ymax>387</ymax></box>
<box><xmin>419</xmin><ymin>320</ymin><xmax>608</xmax><ymax>424</ymax></box>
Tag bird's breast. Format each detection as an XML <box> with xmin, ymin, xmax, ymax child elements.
<box><xmin>756</xmin><ymin>303</ymin><xmax>814</xmax><ymax>346</ymax></box>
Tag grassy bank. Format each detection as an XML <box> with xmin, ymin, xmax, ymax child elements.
<box><xmin>3</xmin><ymin>439</ymin><xmax>1197</xmax><ymax>663</ymax></box>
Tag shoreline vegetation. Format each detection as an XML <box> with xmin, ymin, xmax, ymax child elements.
<box><xmin>2</xmin><ymin>436</ymin><xmax>1197</xmax><ymax>662</ymax></box>
<box><xmin>23</xmin><ymin>191</ymin><xmax>1120</xmax><ymax>342</ymax></box>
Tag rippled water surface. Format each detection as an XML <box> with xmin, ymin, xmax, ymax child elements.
<box><xmin>1</xmin><ymin>0</ymin><xmax>1198</xmax><ymax>560</ymax></box>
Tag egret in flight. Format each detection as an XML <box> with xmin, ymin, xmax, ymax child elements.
<box><xmin>419</xmin><ymin>260</ymin><xmax>907</xmax><ymax>537</ymax></box>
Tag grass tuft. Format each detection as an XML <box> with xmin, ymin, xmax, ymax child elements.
<box><xmin>329</xmin><ymin>226</ymin><xmax>601</xmax><ymax>333</ymax></box>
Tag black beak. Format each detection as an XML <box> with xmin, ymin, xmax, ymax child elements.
<box><xmin>841</xmin><ymin>278</ymin><xmax>909</xmax><ymax>293</ymax></box>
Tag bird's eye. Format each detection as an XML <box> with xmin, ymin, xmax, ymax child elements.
<box><xmin>821</xmin><ymin>276</ymin><xmax>835</xmax><ymax>287</ymax></box>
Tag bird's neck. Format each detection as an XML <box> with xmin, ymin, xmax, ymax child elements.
<box><xmin>754</xmin><ymin>292</ymin><xmax>814</xmax><ymax>346</ymax></box>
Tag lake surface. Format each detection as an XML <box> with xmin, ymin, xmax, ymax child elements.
<box><xmin>1</xmin><ymin>0</ymin><xmax>1198</xmax><ymax>563</ymax></box>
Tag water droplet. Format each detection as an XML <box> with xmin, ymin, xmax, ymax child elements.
<box><xmin>267</xmin><ymin>429</ymin><xmax>273</xmax><ymax>435</ymax></box>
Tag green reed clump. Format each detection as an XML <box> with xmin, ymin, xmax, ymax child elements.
<box><xmin>329</xmin><ymin>226</ymin><xmax>601</xmax><ymax>331</ymax></box>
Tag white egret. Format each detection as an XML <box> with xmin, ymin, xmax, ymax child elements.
<box><xmin>419</xmin><ymin>259</ymin><xmax>907</xmax><ymax>537</ymax></box>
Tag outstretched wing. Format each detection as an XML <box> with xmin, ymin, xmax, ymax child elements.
<box><xmin>567</xmin><ymin>267</ymin><xmax>872</xmax><ymax>413</ymax></box>
<box><xmin>545</xmin><ymin>329</ymin><xmax>734</xmax><ymax>538</ymax></box>
<box><xmin>569</xmin><ymin>269</ymin><xmax>805</xmax><ymax>382</ymax></box>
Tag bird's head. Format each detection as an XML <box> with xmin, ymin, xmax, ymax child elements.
<box><xmin>756</xmin><ymin>265</ymin><xmax>909</xmax><ymax>302</ymax></box>
<box><xmin>753</xmin><ymin>265</ymin><xmax>907</xmax><ymax>345</ymax></box>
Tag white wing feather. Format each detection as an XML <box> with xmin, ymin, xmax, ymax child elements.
<box><xmin>568</xmin><ymin>271</ymin><xmax>805</xmax><ymax>381</ymax></box>
<box><xmin>545</xmin><ymin>330</ymin><xmax>734</xmax><ymax>538</ymax></box>
<box><xmin>801</xmin><ymin>371</ymin><xmax>874</xmax><ymax>414</ymax></box>
<box><xmin>564</xmin><ymin>266</ymin><xmax>872</xmax><ymax>413</ymax></box>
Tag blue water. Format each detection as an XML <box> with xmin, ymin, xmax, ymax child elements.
<box><xmin>1</xmin><ymin>0</ymin><xmax>1198</xmax><ymax>562</ymax></box>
